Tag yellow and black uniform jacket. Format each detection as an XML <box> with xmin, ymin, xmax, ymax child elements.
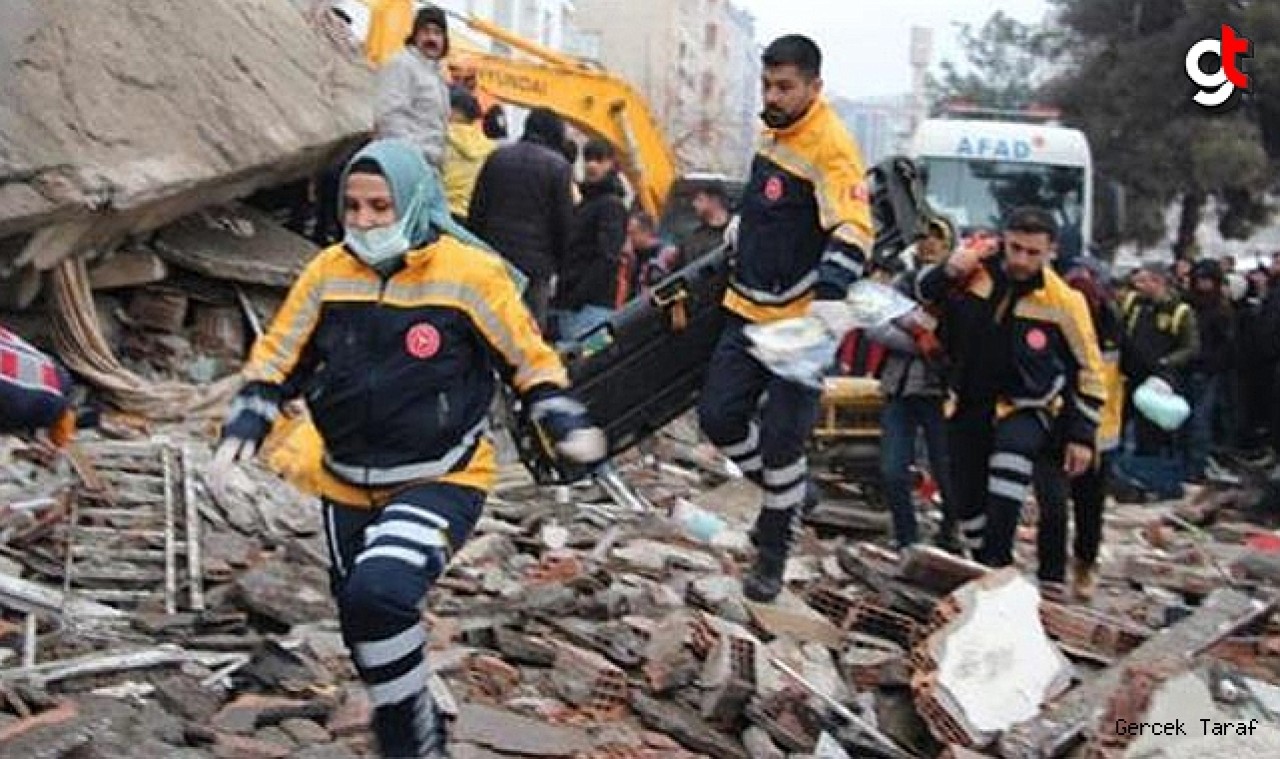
<box><xmin>918</xmin><ymin>258</ymin><xmax>1107</xmax><ymax>446</ymax></box>
<box><xmin>1119</xmin><ymin>292</ymin><xmax>1199</xmax><ymax>384</ymax></box>
<box><xmin>222</xmin><ymin>235</ymin><xmax>569</xmax><ymax>506</ymax></box>
<box><xmin>1085</xmin><ymin>300</ymin><xmax>1126</xmax><ymax>452</ymax></box>
<box><xmin>726</xmin><ymin>97</ymin><xmax>875</xmax><ymax>323</ymax></box>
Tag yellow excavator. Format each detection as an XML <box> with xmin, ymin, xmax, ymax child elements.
<box><xmin>338</xmin><ymin>0</ymin><xmax>681</xmax><ymax>218</ymax></box>
<box><xmin>443</xmin><ymin>15</ymin><xmax>680</xmax><ymax>221</ymax></box>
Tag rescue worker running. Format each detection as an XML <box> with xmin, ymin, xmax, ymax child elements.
<box><xmin>917</xmin><ymin>207</ymin><xmax>1106</xmax><ymax>568</ymax></box>
<box><xmin>208</xmin><ymin>139</ymin><xmax>605</xmax><ymax>759</ymax></box>
<box><xmin>697</xmin><ymin>35</ymin><xmax>874</xmax><ymax>603</ymax></box>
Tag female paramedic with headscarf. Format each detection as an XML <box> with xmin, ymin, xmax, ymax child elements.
<box><xmin>207</xmin><ymin>138</ymin><xmax>605</xmax><ymax>758</ymax></box>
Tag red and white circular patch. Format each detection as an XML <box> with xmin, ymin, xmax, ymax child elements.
<box><xmin>851</xmin><ymin>182</ymin><xmax>870</xmax><ymax>203</ymax></box>
<box><xmin>405</xmin><ymin>323</ymin><xmax>441</xmax><ymax>359</ymax></box>
<box><xmin>764</xmin><ymin>176</ymin><xmax>784</xmax><ymax>201</ymax></box>
<box><xmin>1025</xmin><ymin>328</ymin><xmax>1048</xmax><ymax>351</ymax></box>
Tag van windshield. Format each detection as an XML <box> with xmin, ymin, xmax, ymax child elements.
<box><xmin>920</xmin><ymin>157</ymin><xmax>1085</xmax><ymax>256</ymax></box>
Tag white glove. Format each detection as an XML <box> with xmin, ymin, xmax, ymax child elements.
<box><xmin>722</xmin><ymin>215</ymin><xmax>740</xmax><ymax>250</ymax></box>
<box><xmin>808</xmin><ymin>299</ymin><xmax>855</xmax><ymax>338</ymax></box>
<box><xmin>555</xmin><ymin>426</ymin><xmax>607</xmax><ymax>466</ymax></box>
<box><xmin>207</xmin><ymin>437</ymin><xmax>257</xmax><ymax>504</ymax></box>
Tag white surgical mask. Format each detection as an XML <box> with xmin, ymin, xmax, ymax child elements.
<box><xmin>344</xmin><ymin>184</ymin><xmax>425</xmax><ymax>267</ymax></box>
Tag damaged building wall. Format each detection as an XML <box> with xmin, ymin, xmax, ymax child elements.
<box><xmin>0</xmin><ymin>0</ymin><xmax>373</xmax><ymax>264</ymax></box>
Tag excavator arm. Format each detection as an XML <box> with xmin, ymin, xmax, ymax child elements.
<box><xmin>445</xmin><ymin>14</ymin><xmax>678</xmax><ymax>218</ymax></box>
<box><xmin>351</xmin><ymin>6</ymin><xmax>679</xmax><ymax>216</ymax></box>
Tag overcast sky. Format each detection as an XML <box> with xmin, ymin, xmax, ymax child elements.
<box><xmin>736</xmin><ymin>0</ymin><xmax>1052</xmax><ymax>100</ymax></box>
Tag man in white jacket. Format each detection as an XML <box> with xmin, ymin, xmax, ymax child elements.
<box><xmin>375</xmin><ymin>6</ymin><xmax>450</xmax><ymax>173</ymax></box>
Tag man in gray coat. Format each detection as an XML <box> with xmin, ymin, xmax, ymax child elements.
<box><xmin>375</xmin><ymin>6</ymin><xmax>451</xmax><ymax>173</ymax></box>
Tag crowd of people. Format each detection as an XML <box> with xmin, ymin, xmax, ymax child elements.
<box><xmin>846</xmin><ymin>229</ymin><xmax>1280</xmax><ymax>600</ymax></box>
<box><xmin>350</xmin><ymin>5</ymin><xmax>734</xmax><ymax>344</ymax></box>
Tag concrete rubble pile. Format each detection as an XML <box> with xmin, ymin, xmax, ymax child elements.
<box><xmin>0</xmin><ymin>0</ymin><xmax>372</xmax><ymax>420</ymax></box>
<box><xmin>2</xmin><ymin>400</ymin><xmax>1280</xmax><ymax>757</ymax></box>
<box><xmin>2</xmin><ymin>3</ymin><xmax>1280</xmax><ymax>757</ymax></box>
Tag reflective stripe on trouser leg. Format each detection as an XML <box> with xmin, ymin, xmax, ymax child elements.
<box><xmin>720</xmin><ymin>421</ymin><xmax>763</xmax><ymax>480</ymax></box>
<box><xmin>339</xmin><ymin>501</ymin><xmax>453</xmax><ymax>758</ymax></box>
<box><xmin>753</xmin><ymin>456</ymin><xmax>807</xmax><ymax>552</ymax></box>
<box><xmin>762</xmin><ymin>457</ymin><xmax>807</xmax><ymax>510</ymax></box>
<box><xmin>959</xmin><ymin>514</ymin><xmax>987</xmax><ymax>552</ymax></box>
<box><xmin>982</xmin><ymin>450</ymin><xmax>1034</xmax><ymax>568</ymax></box>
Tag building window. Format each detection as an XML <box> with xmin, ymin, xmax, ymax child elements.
<box><xmin>702</xmin><ymin>71</ymin><xmax>715</xmax><ymax>99</ymax></box>
<box><xmin>705</xmin><ymin>23</ymin><xmax>717</xmax><ymax>48</ymax></box>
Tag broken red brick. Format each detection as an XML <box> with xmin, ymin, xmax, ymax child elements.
<box><xmin>465</xmin><ymin>653</ymin><xmax>521</xmax><ymax>699</ymax></box>
<box><xmin>688</xmin><ymin>613</ymin><xmax>721</xmax><ymax>659</ymax></box>
<box><xmin>1040</xmin><ymin>601</ymin><xmax>1151</xmax><ymax>663</ymax></box>
<box><xmin>911</xmin><ymin>670</ymin><xmax>976</xmax><ymax>748</ymax></box>
<box><xmin>326</xmin><ymin>691</ymin><xmax>371</xmax><ymax>738</ymax></box>
<box><xmin>0</xmin><ymin>700</ymin><xmax>77</xmax><ymax>743</ymax></box>
<box><xmin>524</xmin><ymin>550</ymin><xmax>585</xmax><ymax>585</ymax></box>
<box><xmin>212</xmin><ymin>733</ymin><xmax>291</xmax><ymax>759</ymax></box>
<box><xmin>938</xmin><ymin>746</ymin><xmax>994</xmax><ymax>759</ymax></box>
<box><xmin>1087</xmin><ymin>658</ymin><xmax>1186</xmax><ymax>757</ymax></box>
<box><xmin>745</xmin><ymin>689</ymin><xmax>821</xmax><ymax>753</ymax></box>
<box><xmin>211</xmin><ymin>694</ymin><xmax>311</xmax><ymax>735</ymax></box>
<box><xmin>552</xmin><ymin>641</ymin><xmax>630</xmax><ymax>718</ymax></box>
<box><xmin>841</xmin><ymin>632</ymin><xmax>908</xmax><ymax>689</ymax></box>
<box><xmin>642</xmin><ymin>730</ymin><xmax>683</xmax><ymax>751</ymax></box>
<box><xmin>699</xmin><ymin>634</ymin><xmax>757</xmax><ymax>725</ymax></box>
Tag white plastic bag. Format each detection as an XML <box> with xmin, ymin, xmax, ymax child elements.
<box><xmin>1133</xmin><ymin>376</ymin><xmax>1191</xmax><ymax>431</ymax></box>
<box><xmin>744</xmin><ymin>280</ymin><xmax>921</xmax><ymax>389</ymax></box>
<box><xmin>744</xmin><ymin>317</ymin><xmax>838</xmax><ymax>389</ymax></box>
<box><xmin>842</xmin><ymin>279</ymin><xmax>920</xmax><ymax>327</ymax></box>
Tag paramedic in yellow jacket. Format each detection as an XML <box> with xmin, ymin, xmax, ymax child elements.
<box><xmin>208</xmin><ymin>139</ymin><xmax>605</xmax><ymax>759</ymax></box>
<box><xmin>696</xmin><ymin>35</ymin><xmax>875</xmax><ymax>603</ymax></box>
<box><xmin>1032</xmin><ymin>261</ymin><xmax>1124</xmax><ymax>601</ymax></box>
<box><xmin>916</xmin><ymin>207</ymin><xmax>1106</xmax><ymax>569</ymax></box>
<box><xmin>443</xmin><ymin>87</ymin><xmax>496</xmax><ymax>223</ymax></box>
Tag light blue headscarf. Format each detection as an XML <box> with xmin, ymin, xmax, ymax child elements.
<box><xmin>340</xmin><ymin>138</ymin><xmax>492</xmax><ymax>252</ymax></box>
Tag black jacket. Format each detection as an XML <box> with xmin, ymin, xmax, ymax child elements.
<box><xmin>1119</xmin><ymin>293</ymin><xmax>1199</xmax><ymax>384</ymax></box>
<box><xmin>1188</xmin><ymin>294</ymin><xmax>1235</xmax><ymax>375</ymax></box>
<box><xmin>467</xmin><ymin>135</ymin><xmax>574</xmax><ymax>280</ymax></box>
<box><xmin>918</xmin><ymin>256</ymin><xmax>1106</xmax><ymax>445</ymax></box>
<box><xmin>555</xmin><ymin>173</ymin><xmax>627</xmax><ymax>310</ymax></box>
<box><xmin>680</xmin><ymin>220</ymin><xmax>729</xmax><ymax>263</ymax></box>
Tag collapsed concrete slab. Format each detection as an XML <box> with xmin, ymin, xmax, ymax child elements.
<box><xmin>0</xmin><ymin>0</ymin><xmax>372</xmax><ymax>262</ymax></box>
<box><xmin>911</xmin><ymin>568</ymin><xmax>1074</xmax><ymax>749</ymax></box>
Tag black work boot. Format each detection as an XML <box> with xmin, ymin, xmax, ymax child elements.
<box><xmin>743</xmin><ymin>546</ymin><xmax>787</xmax><ymax>603</ymax></box>
<box><xmin>744</xmin><ymin>509</ymin><xmax>795</xmax><ymax>603</ymax></box>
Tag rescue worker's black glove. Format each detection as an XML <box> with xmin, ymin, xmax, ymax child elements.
<box><xmin>530</xmin><ymin>395</ymin><xmax>607</xmax><ymax>466</ymax></box>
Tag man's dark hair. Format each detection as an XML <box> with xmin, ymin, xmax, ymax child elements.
<box><xmin>406</xmin><ymin>5</ymin><xmax>449</xmax><ymax>54</ymax></box>
<box><xmin>583</xmin><ymin>138</ymin><xmax>615</xmax><ymax>162</ymax></box>
<box><xmin>449</xmin><ymin>87</ymin><xmax>481</xmax><ymax>122</ymax></box>
<box><xmin>522</xmin><ymin>107</ymin><xmax>566</xmax><ymax>147</ymax></box>
<box><xmin>561</xmin><ymin>138</ymin><xmax>580</xmax><ymax>165</ymax></box>
<box><xmin>347</xmin><ymin>157</ymin><xmax>384</xmax><ymax>177</ymax></box>
<box><xmin>1003</xmin><ymin>206</ymin><xmax>1059</xmax><ymax>242</ymax></box>
<box><xmin>693</xmin><ymin>181</ymin><xmax>729</xmax><ymax>206</ymax></box>
<box><xmin>762</xmin><ymin>35</ymin><xmax>821</xmax><ymax>79</ymax></box>
<box><xmin>482</xmin><ymin>106</ymin><xmax>508</xmax><ymax>139</ymax></box>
